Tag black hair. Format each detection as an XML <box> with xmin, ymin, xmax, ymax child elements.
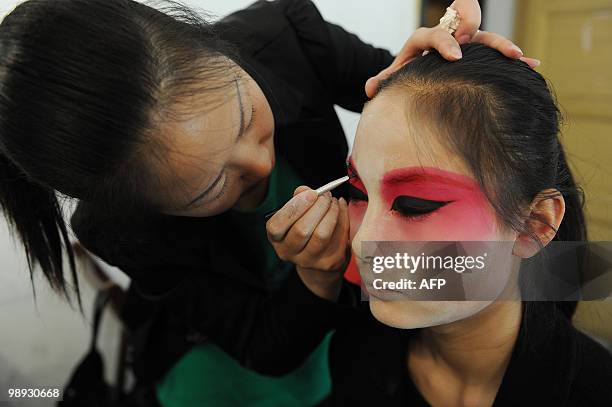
<box><xmin>379</xmin><ymin>43</ymin><xmax>586</xmax><ymax>320</ymax></box>
<box><xmin>0</xmin><ymin>0</ymin><xmax>237</xmax><ymax>302</ymax></box>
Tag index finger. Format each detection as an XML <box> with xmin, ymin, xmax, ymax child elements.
<box><xmin>266</xmin><ymin>188</ymin><xmax>318</xmax><ymax>241</ymax></box>
<box><xmin>471</xmin><ymin>30</ymin><xmax>524</xmax><ymax>59</ymax></box>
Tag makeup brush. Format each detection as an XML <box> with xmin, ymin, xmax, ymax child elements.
<box><xmin>263</xmin><ymin>175</ymin><xmax>350</xmax><ymax>221</ymax></box>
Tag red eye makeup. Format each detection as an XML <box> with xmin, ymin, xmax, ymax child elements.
<box><xmin>380</xmin><ymin>166</ymin><xmax>496</xmax><ymax>238</ymax></box>
<box><xmin>347</xmin><ymin>158</ymin><xmax>366</xmax><ymax>195</ymax></box>
<box><xmin>381</xmin><ymin>167</ymin><xmax>481</xmax><ymax>203</ymax></box>
<box><xmin>347</xmin><ymin>158</ymin><xmax>368</xmax><ymax>203</ymax></box>
<box><xmin>346</xmin><ymin>161</ymin><xmax>497</xmax><ymax>241</ymax></box>
<box><xmin>346</xmin><ymin>157</ymin><xmax>368</xmax><ymax>241</ymax></box>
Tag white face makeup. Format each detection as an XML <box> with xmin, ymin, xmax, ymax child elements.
<box><xmin>155</xmin><ymin>70</ymin><xmax>275</xmax><ymax>217</ymax></box>
<box><xmin>349</xmin><ymin>91</ymin><xmax>520</xmax><ymax>329</ymax></box>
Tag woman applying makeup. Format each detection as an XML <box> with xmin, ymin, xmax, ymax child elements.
<box><xmin>0</xmin><ymin>0</ymin><xmax>533</xmax><ymax>405</ymax></box>
<box><xmin>324</xmin><ymin>44</ymin><xmax>612</xmax><ymax>406</ymax></box>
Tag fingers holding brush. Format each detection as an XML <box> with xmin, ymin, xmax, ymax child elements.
<box><xmin>266</xmin><ymin>186</ymin><xmax>318</xmax><ymax>242</ymax></box>
<box><xmin>295</xmin><ymin>197</ymin><xmax>350</xmax><ymax>301</ymax></box>
<box><xmin>266</xmin><ymin>185</ymin><xmax>351</xmax><ymax>301</ymax></box>
<box><xmin>298</xmin><ymin>196</ymin><xmax>350</xmax><ymax>270</ymax></box>
<box><xmin>279</xmin><ymin>191</ymin><xmax>334</xmax><ymax>254</ymax></box>
<box><xmin>267</xmin><ymin>186</ymin><xmax>339</xmax><ymax>263</ymax></box>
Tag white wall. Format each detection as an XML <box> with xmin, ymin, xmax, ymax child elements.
<box><xmin>482</xmin><ymin>0</ymin><xmax>516</xmax><ymax>41</ymax></box>
<box><xmin>0</xmin><ymin>0</ymin><xmax>419</xmax><ymax>397</ymax></box>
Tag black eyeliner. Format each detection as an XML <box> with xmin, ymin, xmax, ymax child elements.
<box><xmin>188</xmin><ymin>171</ymin><xmax>225</xmax><ymax>207</ymax></box>
<box><xmin>391</xmin><ymin>196</ymin><xmax>452</xmax><ymax>216</ymax></box>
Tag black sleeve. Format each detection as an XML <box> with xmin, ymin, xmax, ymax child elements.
<box><xmin>93</xmin><ymin>254</ymin><xmax>359</xmax><ymax>376</ymax></box>
<box><xmin>325</xmin><ymin>22</ymin><xmax>395</xmax><ymax>111</ymax></box>
<box><xmin>70</xmin><ymin>203</ymin><xmax>359</xmax><ymax>376</ymax></box>
<box><xmin>568</xmin><ymin>330</ymin><xmax>612</xmax><ymax>406</ymax></box>
<box><xmin>145</xmin><ymin>265</ymin><xmax>359</xmax><ymax>376</ymax></box>
<box><xmin>283</xmin><ymin>0</ymin><xmax>395</xmax><ymax>112</ymax></box>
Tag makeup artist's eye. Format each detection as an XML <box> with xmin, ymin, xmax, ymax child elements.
<box><xmin>391</xmin><ymin>196</ymin><xmax>450</xmax><ymax>218</ymax></box>
<box><xmin>190</xmin><ymin>173</ymin><xmax>228</xmax><ymax>209</ymax></box>
<box><xmin>348</xmin><ymin>184</ymin><xmax>368</xmax><ymax>202</ymax></box>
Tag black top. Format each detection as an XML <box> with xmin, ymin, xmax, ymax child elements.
<box><xmin>328</xmin><ymin>303</ymin><xmax>612</xmax><ymax>406</ymax></box>
<box><xmin>70</xmin><ymin>0</ymin><xmax>393</xmax><ymax>384</ymax></box>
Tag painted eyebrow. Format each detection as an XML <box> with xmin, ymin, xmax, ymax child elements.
<box><xmin>383</xmin><ymin>172</ymin><xmax>432</xmax><ymax>184</ymax></box>
<box><xmin>382</xmin><ymin>167</ymin><xmax>476</xmax><ymax>189</ymax></box>
<box><xmin>186</xmin><ymin>80</ymin><xmax>246</xmax><ymax>208</ymax></box>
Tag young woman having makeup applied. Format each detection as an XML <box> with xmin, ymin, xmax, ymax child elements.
<box><xmin>0</xmin><ymin>0</ymin><xmax>536</xmax><ymax>405</ymax></box>
<box><xmin>322</xmin><ymin>44</ymin><xmax>612</xmax><ymax>406</ymax></box>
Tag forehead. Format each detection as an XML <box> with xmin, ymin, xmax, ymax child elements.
<box><xmin>352</xmin><ymin>91</ymin><xmax>471</xmax><ymax>181</ymax></box>
<box><xmin>157</xmin><ymin>85</ymin><xmax>240</xmax><ymax>169</ymax></box>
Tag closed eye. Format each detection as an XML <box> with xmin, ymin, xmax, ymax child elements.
<box><xmin>348</xmin><ymin>184</ymin><xmax>368</xmax><ymax>202</ymax></box>
<box><xmin>391</xmin><ymin>196</ymin><xmax>451</xmax><ymax>218</ymax></box>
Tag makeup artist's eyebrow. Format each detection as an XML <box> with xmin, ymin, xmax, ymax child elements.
<box><xmin>185</xmin><ymin>80</ymin><xmax>246</xmax><ymax>208</ymax></box>
<box><xmin>235</xmin><ymin>79</ymin><xmax>245</xmax><ymax>138</ymax></box>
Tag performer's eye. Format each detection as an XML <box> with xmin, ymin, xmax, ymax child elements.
<box><xmin>391</xmin><ymin>196</ymin><xmax>451</xmax><ymax>219</ymax></box>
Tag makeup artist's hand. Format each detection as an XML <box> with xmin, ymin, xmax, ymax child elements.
<box><xmin>365</xmin><ymin>0</ymin><xmax>540</xmax><ymax>98</ymax></box>
<box><xmin>266</xmin><ymin>186</ymin><xmax>351</xmax><ymax>301</ymax></box>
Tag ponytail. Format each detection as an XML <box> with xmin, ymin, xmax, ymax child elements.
<box><xmin>0</xmin><ymin>153</ymin><xmax>80</xmax><ymax>306</ymax></box>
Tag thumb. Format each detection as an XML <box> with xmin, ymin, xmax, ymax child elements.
<box><xmin>449</xmin><ymin>0</ymin><xmax>481</xmax><ymax>44</ymax></box>
<box><xmin>293</xmin><ymin>185</ymin><xmax>312</xmax><ymax>196</ymax></box>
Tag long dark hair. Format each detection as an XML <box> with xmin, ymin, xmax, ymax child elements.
<box><xmin>0</xmin><ymin>0</ymin><xmax>236</xmax><ymax>301</ymax></box>
<box><xmin>379</xmin><ymin>43</ymin><xmax>586</xmax><ymax>320</ymax></box>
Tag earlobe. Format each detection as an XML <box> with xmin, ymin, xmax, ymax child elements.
<box><xmin>512</xmin><ymin>189</ymin><xmax>565</xmax><ymax>258</ymax></box>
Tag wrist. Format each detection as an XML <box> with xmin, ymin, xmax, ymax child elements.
<box><xmin>296</xmin><ymin>266</ymin><xmax>344</xmax><ymax>302</ymax></box>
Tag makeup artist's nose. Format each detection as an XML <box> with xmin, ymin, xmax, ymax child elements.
<box><xmin>231</xmin><ymin>143</ymin><xmax>273</xmax><ymax>181</ymax></box>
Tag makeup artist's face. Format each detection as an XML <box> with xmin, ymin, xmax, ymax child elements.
<box><xmin>349</xmin><ymin>90</ymin><xmax>519</xmax><ymax>329</ymax></box>
<box><xmin>156</xmin><ymin>68</ymin><xmax>275</xmax><ymax>217</ymax></box>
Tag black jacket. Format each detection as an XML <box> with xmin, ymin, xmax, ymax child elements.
<box><xmin>328</xmin><ymin>303</ymin><xmax>612</xmax><ymax>406</ymax></box>
<box><xmin>71</xmin><ymin>0</ymin><xmax>393</xmax><ymax>384</ymax></box>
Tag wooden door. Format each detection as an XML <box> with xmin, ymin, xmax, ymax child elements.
<box><xmin>516</xmin><ymin>0</ymin><xmax>612</xmax><ymax>341</ymax></box>
<box><xmin>517</xmin><ymin>0</ymin><xmax>612</xmax><ymax>240</ymax></box>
